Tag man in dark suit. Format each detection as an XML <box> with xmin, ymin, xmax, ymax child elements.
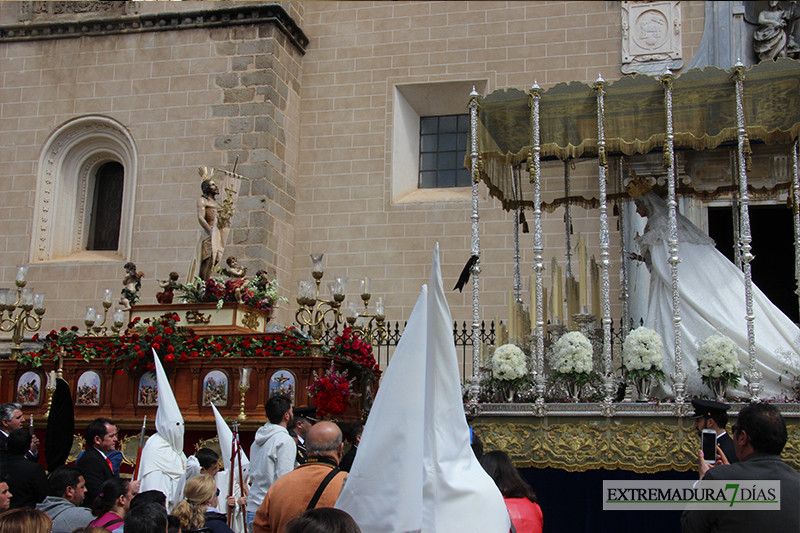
<box><xmin>682</xmin><ymin>402</ymin><xmax>800</xmax><ymax>533</ymax></box>
<box><xmin>690</xmin><ymin>398</ymin><xmax>738</xmax><ymax>464</ymax></box>
<box><xmin>339</xmin><ymin>420</ymin><xmax>364</xmax><ymax>472</ymax></box>
<box><xmin>0</xmin><ymin>402</ymin><xmax>39</xmax><ymax>461</ymax></box>
<box><xmin>0</xmin><ymin>429</ymin><xmax>48</xmax><ymax>509</ymax></box>
<box><xmin>75</xmin><ymin>417</ymin><xmax>118</xmax><ymax>508</ymax></box>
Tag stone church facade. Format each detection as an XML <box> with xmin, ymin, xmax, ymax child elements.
<box><xmin>0</xmin><ymin>1</ymin><xmax>710</xmax><ymax>356</ymax></box>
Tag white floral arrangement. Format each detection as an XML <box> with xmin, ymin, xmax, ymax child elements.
<box><xmin>697</xmin><ymin>334</ymin><xmax>742</xmax><ymax>386</ymax></box>
<box><xmin>552</xmin><ymin>331</ymin><xmax>594</xmax><ymax>377</ymax></box>
<box><xmin>622</xmin><ymin>327</ymin><xmax>665</xmax><ymax>381</ymax></box>
<box><xmin>492</xmin><ymin>343</ymin><xmax>527</xmax><ymax>381</ymax></box>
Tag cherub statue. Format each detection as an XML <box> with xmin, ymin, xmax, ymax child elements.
<box><xmin>156</xmin><ymin>271</ymin><xmax>180</xmax><ymax>305</ymax></box>
<box><xmin>222</xmin><ymin>256</ymin><xmax>248</xmax><ymax>303</ymax></box>
<box><xmin>254</xmin><ymin>269</ymin><xmax>271</xmax><ymax>290</ymax></box>
<box><xmin>222</xmin><ymin>256</ymin><xmax>248</xmax><ymax>280</ymax></box>
<box><xmin>120</xmin><ymin>262</ymin><xmax>144</xmax><ymax>310</ymax></box>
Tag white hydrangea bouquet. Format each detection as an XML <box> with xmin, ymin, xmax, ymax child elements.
<box><xmin>621</xmin><ymin>326</ymin><xmax>666</xmax><ymax>383</ymax></box>
<box><xmin>551</xmin><ymin>331</ymin><xmax>595</xmax><ymax>388</ymax></box>
<box><xmin>697</xmin><ymin>334</ymin><xmax>742</xmax><ymax>387</ymax></box>
<box><xmin>492</xmin><ymin>343</ymin><xmax>527</xmax><ymax>381</ymax></box>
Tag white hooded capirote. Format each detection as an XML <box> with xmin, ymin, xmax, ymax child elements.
<box><xmin>138</xmin><ymin>349</ymin><xmax>187</xmax><ymax>506</ymax></box>
<box><xmin>336</xmin><ymin>244</ymin><xmax>510</xmax><ymax>533</ymax></box>
<box><xmin>211</xmin><ymin>404</ymin><xmax>251</xmax><ymax>533</ymax></box>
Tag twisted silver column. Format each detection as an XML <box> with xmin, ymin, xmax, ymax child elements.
<box><xmin>564</xmin><ymin>160</ymin><xmax>573</xmax><ymax>278</ymax></box>
<box><xmin>617</xmin><ymin>159</ymin><xmax>630</xmax><ymax>341</ymax></box>
<box><xmin>529</xmin><ymin>81</ymin><xmax>546</xmax><ymax>411</ymax></box>
<box><xmin>593</xmin><ymin>75</ymin><xmax>615</xmax><ymax>407</ymax></box>
<box><xmin>512</xmin><ymin>165</ymin><xmax>522</xmax><ymax>302</ymax></box>
<box><xmin>793</xmin><ymin>140</ymin><xmax>800</xmax><ymax>318</ymax></box>
<box><xmin>468</xmin><ymin>87</ymin><xmax>482</xmax><ymax>403</ymax></box>
<box><xmin>662</xmin><ymin>71</ymin><xmax>686</xmax><ymax>407</ymax></box>
<box><xmin>733</xmin><ymin>62</ymin><xmax>762</xmax><ymax>400</ymax></box>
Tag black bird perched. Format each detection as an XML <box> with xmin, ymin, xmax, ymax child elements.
<box><xmin>454</xmin><ymin>255</ymin><xmax>479</xmax><ymax>292</ymax></box>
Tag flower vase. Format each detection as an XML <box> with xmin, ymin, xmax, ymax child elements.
<box><xmin>708</xmin><ymin>377</ymin><xmax>728</xmax><ymax>401</ymax></box>
<box><xmin>633</xmin><ymin>375</ymin><xmax>652</xmax><ymax>402</ymax></box>
<box><xmin>503</xmin><ymin>384</ymin><xmax>516</xmax><ymax>403</ymax></box>
<box><xmin>565</xmin><ymin>377</ymin><xmax>581</xmax><ymax>402</ymax></box>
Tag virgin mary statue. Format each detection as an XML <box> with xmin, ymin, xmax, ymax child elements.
<box><xmin>633</xmin><ymin>192</ymin><xmax>800</xmax><ymax>398</ymax></box>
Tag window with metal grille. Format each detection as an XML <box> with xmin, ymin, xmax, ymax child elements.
<box><xmin>418</xmin><ymin>114</ymin><xmax>471</xmax><ymax>188</ymax></box>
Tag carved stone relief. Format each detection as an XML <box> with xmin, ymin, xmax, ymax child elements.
<box><xmin>19</xmin><ymin>1</ymin><xmax>133</xmax><ymax>22</ymax></box>
<box><xmin>621</xmin><ymin>1</ymin><xmax>683</xmax><ymax>75</ymax></box>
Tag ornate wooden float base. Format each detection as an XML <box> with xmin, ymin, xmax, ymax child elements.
<box><xmin>130</xmin><ymin>302</ymin><xmax>272</xmax><ymax>335</ymax></box>
<box><xmin>0</xmin><ymin>355</ymin><xmax>370</xmax><ymax>431</ymax></box>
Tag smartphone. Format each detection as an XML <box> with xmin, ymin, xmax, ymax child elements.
<box><xmin>701</xmin><ymin>429</ymin><xmax>717</xmax><ymax>463</ymax></box>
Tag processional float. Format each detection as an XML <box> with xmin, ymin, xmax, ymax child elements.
<box><xmin>466</xmin><ymin>58</ymin><xmax>800</xmax><ymax>413</ymax></box>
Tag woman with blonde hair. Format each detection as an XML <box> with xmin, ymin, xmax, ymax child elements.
<box><xmin>0</xmin><ymin>508</ymin><xmax>52</xmax><ymax>533</ymax></box>
<box><xmin>172</xmin><ymin>475</ymin><xmax>234</xmax><ymax>533</ymax></box>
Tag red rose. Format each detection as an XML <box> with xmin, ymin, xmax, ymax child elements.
<box><xmin>147</xmin><ymin>326</ymin><xmax>156</xmax><ymax>334</ymax></box>
<box><xmin>164</xmin><ymin>354</ymin><xmax>175</xmax><ymax>363</ymax></box>
<box><xmin>179</xmin><ymin>354</ymin><xmax>188</xmax><ymax>362</ymax></box>
<box><xmin>117</xmin><ymin>369</ymin><xmax>125</xmax><ymax>376</ymax></box>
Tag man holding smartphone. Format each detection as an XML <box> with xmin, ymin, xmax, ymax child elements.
<box><xmin>681</xmin><ymin>402</ymin><xmax>800</xmax><ymax>533</ymax></box>
<box><xmin>690</xmin><ymin>399</ymin><xmax>738</xmax><ymax>464</ymax></box>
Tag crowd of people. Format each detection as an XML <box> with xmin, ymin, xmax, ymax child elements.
<box><xmin>0</xmin><ymin>397</ymin><xmax>366</xmax><ymax>533</ymax></box>
<box><xmin>1</xmin><ymin>394</ymin><xmax>798</xmax><ymax>533</ymax></box>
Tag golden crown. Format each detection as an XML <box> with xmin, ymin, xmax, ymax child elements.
<box><xmin>627</xmin><ymin>176</ymin><xmax>653</xmax><ymax>198</ymax></box>
<box><xmin>625</xmin><ymin>160</ymin><xmax>653</xmax><ymax>198</ymax></box>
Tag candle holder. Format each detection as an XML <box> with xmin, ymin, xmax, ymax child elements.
<box><xmin>345</xmin><ymin>279</ymin><xmax>387</xmax><ymax>346</ymax></box>
<box><xmin>45</xmin><ymin>351</ymin><xmax>64</xmax><ymax>417</ymax></box>
<box><xmin>295</xmin><ymin>254</ymin><xmax>345</xmax><ymax>357</ymax></box>
<box><xmin>111</xmin><ymin>308</ymin><xmax>126</xmax><ymax>335</ymax></box>
<box><xmin>84</xmin><ymin>289</ymin><xmax>114</xmax><ymax>336</ymax></box>
<box><xmin>0</xmin><ymin>266</ymin><xmax>46</xmax><ymax>358</ymax></box>
<box><xmin>45</xmin><ymin>369</ymin><xmax>57</xmax><ymax>418</ymax></box>
<box><xmin>237</xmin><ymin>367</ymin><xmax>251</xmax><ymax>421</ymax></box>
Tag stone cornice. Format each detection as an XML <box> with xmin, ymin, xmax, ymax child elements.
<box><xmin>0</xmin><ymin>3</ymin><xmax>309</xmax><ymax>53</ymax></box>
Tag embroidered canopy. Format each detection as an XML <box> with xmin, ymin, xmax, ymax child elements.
<box><xmin>475</xmin><ymin>58</ymin><xmax>800</xmax><ymax>210</ymax></box>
